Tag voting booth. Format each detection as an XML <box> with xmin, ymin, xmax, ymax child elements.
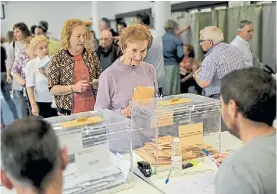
<box><xmin>130</xmin><ymin>93</ymin><xmax>221</xmax><ymax>174</ymax></box>
<box><xmin>45</xmin><ymin>110</ymin><xmax>135</xmax><ymax>194</ymax></box>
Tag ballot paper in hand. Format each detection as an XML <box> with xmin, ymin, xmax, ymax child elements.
<box><xmin>132</xmin><ymin>85</ymin><xmax>155</xmax><ymax>101</ymax></box>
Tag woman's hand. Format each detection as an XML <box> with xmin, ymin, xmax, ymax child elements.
<box><xmin>74</xmin><ymin>80</ymin><xmax>90</xmax><ymax>93</ymax></box>
<box><xmin>213</xmin><ymin>152</ymin><xmax>229</xmax><ymax>167</ymax></box>
<box><xmin>31</xmin><ymin>104</ymin><xmax>39</xmax><ymax>116</ymax></box>
<box><xmin>18</xmin><ymin>78</ymin><xmax>26</xmax><ymax>86</ymax></box>
<box><xmin>6</xmin><ymin>75</ymin><xmax>12</xmax><ymax>84</ymax></box>
<box><xmin>13</xmin><ymin>73</ymin><xmax>26</xmax><ymax>86</ymax></box>
<box><xmin>39</xmin><ymin>68</ymin><xmax>48</xmax><ymax>77</ymax></box>
<box><xmin>90</xmin><ymin>79</ymin><xmax>99</xmax><ymax>90</ymax></box>
<box><xmin>183</xmin><ymin>25</ymin><xmax>190</xmax><ymax>31</ymax></box>
<box><xmin>120</xmin><ymin>106</ymin><xmax>131</xmax><ymax>117</ymax></box>
<box><xmin>180</xmin><ymin>67</ymin><xmax>187</xmax><ymax>75</ymax></box>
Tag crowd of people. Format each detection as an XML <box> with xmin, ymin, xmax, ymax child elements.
<box><xmin>0</xmin><ymin>11</ymin><xmax>276</xmax><ymax>194</ymax></box>
<box><xmin>1</xmin><ymin>14</ymin><xmax>256</xmax><ymax>124</ymax></box>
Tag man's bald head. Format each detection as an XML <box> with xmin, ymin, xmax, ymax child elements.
<box><xmin>100</xmin><ymin>30</ymin><xmax>113</xmax><ymax>49</ymax></box>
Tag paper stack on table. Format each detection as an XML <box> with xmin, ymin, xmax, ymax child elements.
<box><xmin>62</xmin><ymin>155</ymin><xmax>131</xmax><ymax>194</ymax></box>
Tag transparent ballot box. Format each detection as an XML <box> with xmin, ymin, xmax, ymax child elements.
<box><xmin>44</xmin><ymin>109</ymin><xmax>134</xmax><ymax>194</ymax></box>
<box><xmin>130</xmin><ymin>93</ymin><xmax>221</xmax><ymax>173</ymax></box>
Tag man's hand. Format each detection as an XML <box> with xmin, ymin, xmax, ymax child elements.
<box><xmin>213</xmin><ymin>153</ymin><xmax>229</xmax><ymax>167</ymax></box>
<box><xmin>193</xmin><ymin>68</ymin><xmax>201</xmax><ymax>79</ymax></box>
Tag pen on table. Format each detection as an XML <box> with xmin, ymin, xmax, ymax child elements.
<box><xmin>202</xmin><ymin>149</ymin><xmax>219</xmax><ymax>168</ymax></box>
<box><xmin>165</xmin><ymin>169</ymin><xmax>172</xmax><ymax>184</ymax></box>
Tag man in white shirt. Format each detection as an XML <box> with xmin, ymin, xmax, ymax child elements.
<box><xmin>230</xmin><ymin>20</ymin><xmax>254</xmax><ymax>67</ymax></box>
<box><xmin>134</xmin><ymin>12</ymin><xmax>165</xmax><ymax>95</ymax></box>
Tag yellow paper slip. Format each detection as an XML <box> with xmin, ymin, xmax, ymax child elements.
<box><xmin>60</xmin><ymin>116</ymin><xmax>104</xmax><ymax>128</ymax></box>
<box><xmin>158</xmin><ymin>98</ymin><xmax>192</xmax><ymax>106</ymax></box>
<box><xmin>179</xmin><ymin>122</ymin><xmax>204</xmax><ymax>148</ymax></box>
<box><xmin>132</xmin><ymin>85</ymin><xmax>155</xmax><ymax>101</ymax></box>
<box><xmin>150</xmin><ymin>111</ymin><xmax>174</xmax><ymax>128</ymax></box>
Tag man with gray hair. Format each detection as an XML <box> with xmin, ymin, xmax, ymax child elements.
<box><xmin>97</xmin><ymin>30</ymin><xmax>121</xmax><ymax>71</ymax></box>
<box><xmin>230</xmin><ymin>20</ymin><xmax>254</xmax><ymax>67</ymax></box>
<box><xmin>193</xmin><ymin>26</ymin><xmax>246</xmax><ymax>99</ymax></box>
<box><xmin>99</xmin><ymin>17</ymin><xmax>118</xmax><ymax>38</ymax></box>
<box><xmin>1</xmin><ymin>117</ymin><xmax>68</xmax><ymax>194</ymax></box>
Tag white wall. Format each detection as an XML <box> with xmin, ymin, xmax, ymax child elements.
<box><xmin>1</xmin><ymin>1</ymin><xmax>91</xmax><ymax>39</ymax></box>
<box><xmin>101</xmin><ymin>1</ymin><xmax>184</xmax><ymax>18</ymax></box>
<box><xmin>100</xmin><ymin>1</ymin><xmax>153</xmax><ymax>19</ymax></box>
<box><xmin>1</xmin><ymin>1</ymin><xmax>185</xmax><ymax>39</ymax></box>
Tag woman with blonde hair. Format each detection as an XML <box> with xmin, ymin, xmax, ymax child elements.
<box><xmin>48</xmin><ymin>19</ymin><xmax>101</xmax><ymax>116</ymax></box>
<box><xmin>24</xmin><ymin>35</ymin><xmax>57</xmax><ymax>118</ymax></box>
<box><xmin>95</xmin><ymin>24</ymin><xmax>158</xmax><ymax>117</ymax></box>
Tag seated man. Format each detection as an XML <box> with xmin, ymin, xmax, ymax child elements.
<box><xmin>1</xmin><ymin>117</ymin><xmax>68</xmax><ymax>194</ymax></box>
<box><xmin>215</xmin><ymin>67</ymin><xmax>276</xmax><ymax>194</ymax></box>
<box><xmin>97</xmin><ymin>30</ymin><xmax>121</xmax><ymax>72</ymax></box>
<box><xmin>193</xmin><ymin>26</ymin><xmax>247</xmax><ymax>99</ymax></box>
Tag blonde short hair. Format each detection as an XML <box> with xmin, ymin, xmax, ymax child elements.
<box><xmin>118</xmin><ymin>24</ymin><xmax>152</xmax><ymax>51</ymax></box>
<box><xmin>60</xmin><ymin>19</ymin><xmax>91</xmax><ymax>51</ymax></box>
<box><xmin>200</xmin><ymin>26</ymin><xmax>224</xmax><ymax>43</ymax></box>
<box><xmin>27</xmin><ymin>35</ymin><xmax>48</xmax><ymax>58</ymax></box>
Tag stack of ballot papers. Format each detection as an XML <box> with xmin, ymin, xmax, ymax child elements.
<box><xmin>63</xmin><ymin>154</ymin><xmax>131</xmax><ymax>194</ymax></box>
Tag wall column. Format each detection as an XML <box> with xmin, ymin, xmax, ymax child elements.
<box><xmin>152</xmin><ymin>1</ymin><xmax>171</xmax><ymax>36</ymax></box>
<box><xmin>91</xmin><ymin>1</ymin><xmax>101</xmax><ymax>38</ymax></box>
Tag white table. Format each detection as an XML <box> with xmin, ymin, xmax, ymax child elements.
<box><xmin>1</xmin><ymin>132</ymin><xmax>240</xmax><ymax>194</ymax></box>
<box><xmin>131</xmin><ymin>131</ymin><xmax>242</xmax><ymax>194</ymax></box>
<box><xmin>1</xmin><ymin>176</ymin><xmax>162</xmax><ymax>194</ymax></box>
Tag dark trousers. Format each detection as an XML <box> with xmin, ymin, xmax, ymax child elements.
<box><xmin>180</xmin><ymin>74</ymin><xmax>202</xmax><ymax>94</ymax></box>
<box><xmin>37</xmin><ymin>102</ymin><xmax>58</xmax><ymax>118</ymax></box>
<box><xmin>158</xmin><ymin>87</ymin><xmax>163</xmax><ymax>96</ymax></box>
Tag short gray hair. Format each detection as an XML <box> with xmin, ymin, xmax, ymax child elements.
<box><xmin>164</xmin><ymin>19</ymin><xmax>179</xmax><ymax>32</ymax></box>
<box><xmin>200</xmin><ymin>26</ymin><xmax>224</xmax><ymax>43</ymax></box>
<box><xmin>238</xmin><ymin>20</ymin><xmax>252</xmax><ymax>32</ymax></box>
<box><xmin>1</xmin><ymin>117</ymin><xmax>60</xmax><ymax>192</ymax></box>
<box><xmin>101</xmin><ymin>17</ymin><xmax>111</xmax><ymax>28</ymax></box>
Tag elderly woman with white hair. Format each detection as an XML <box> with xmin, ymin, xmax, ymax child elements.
<box><xmin>162</xmin><ymin>19</ymin><xmax>189</xmax><ymax>96</ymax></box>
<box><xmin>193</xmin><ymin>26</ymin><xmax>247</xmax><ymax>99</ymax></box>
